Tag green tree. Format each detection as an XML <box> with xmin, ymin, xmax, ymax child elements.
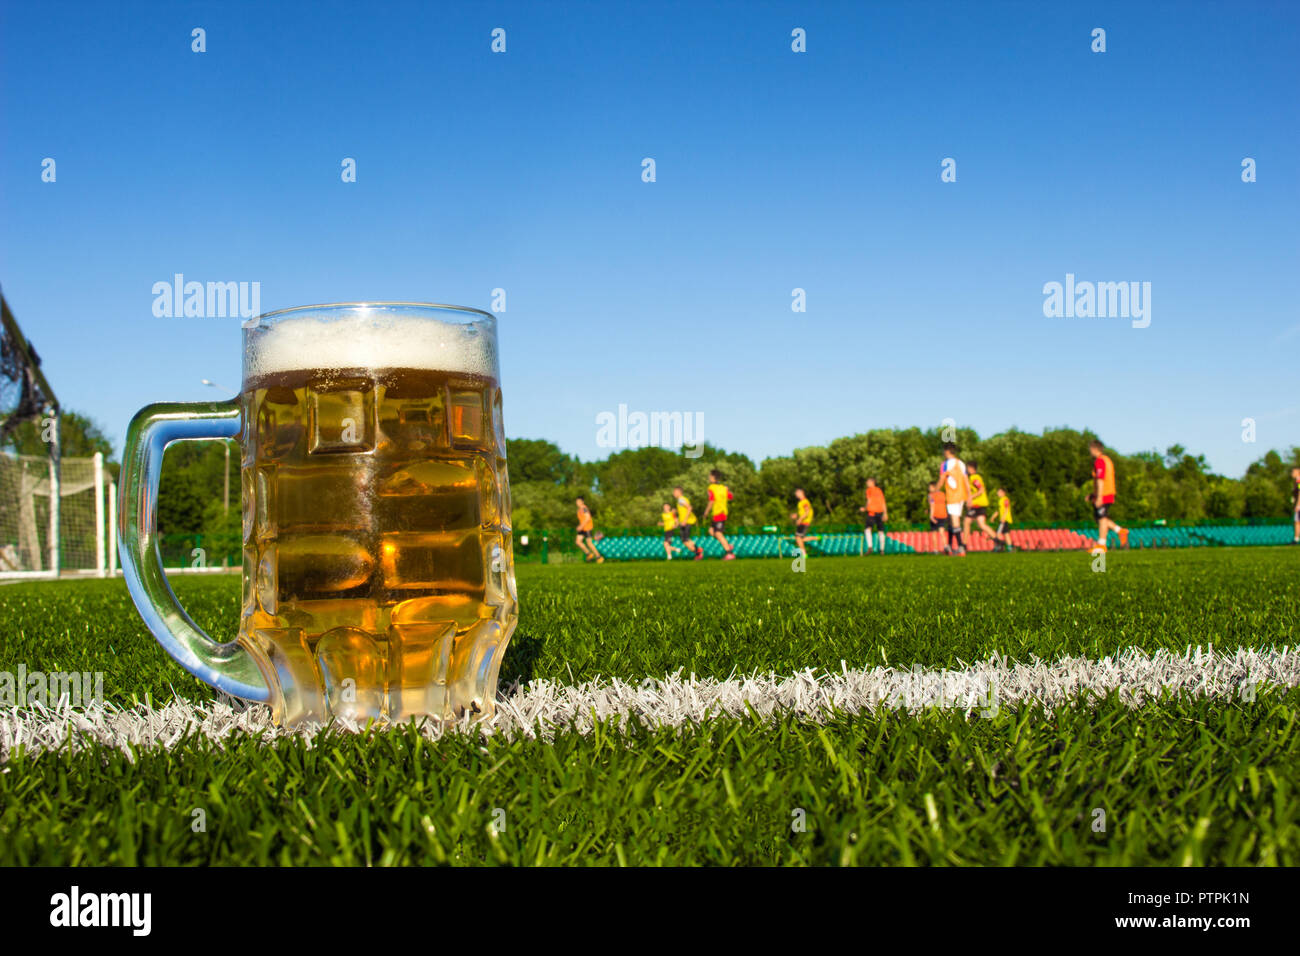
<box><xmin>506</xmin><ymin>438</ymin><xmax>575</xmax><ymax>485</ymax></box>
<box><xmin>2</xmin><ymin>410</ymin><xmax>117</xmax><ymax>478</ymax></box>
<box><xmin>1242</xmin><ymin>448</ymin><xmax>1299</xmax><ymax>517</ymax></box>
<box><xmin>157</xmin><ymin>441</ymin><xmax>236</xmax><ymax>536</ymax></box>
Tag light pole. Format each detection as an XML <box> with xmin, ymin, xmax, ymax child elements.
<box><xmin>201</xmin><ymin>379</ymin><xmax>234</xmax><ymax>516</ymax></box>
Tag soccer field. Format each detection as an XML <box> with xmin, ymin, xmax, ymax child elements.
<box><xmin>1</xmin><ymin>548</ymin><xmax>1297</xmax><ymax>865</ymax></box>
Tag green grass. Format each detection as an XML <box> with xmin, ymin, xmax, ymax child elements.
<box><xmin>2</xmin><ymin>691</ymin><xmax>1295</xmax><ymax>865</ymax></box>
<box><xmin>3</xmin><ymin>548</ymin><xmax>1297</xmax><ymax>706</ymax></box>
<box><xmin>1</xmin><ymin>548</ymin><xmax>1298</xmax><ymax>865</ymax></box>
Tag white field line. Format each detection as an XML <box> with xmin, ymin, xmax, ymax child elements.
<box><xmin>1</xmin><ymin>645</ymin><xmax>1296</xmax><ymax>760</ymax></box>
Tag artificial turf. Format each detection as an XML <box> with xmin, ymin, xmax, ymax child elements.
<box><xmin>1</xmin><ymin>691</ymin><xmax>1295</xmax><ymax>865</ymax></box>
<box><xmin>1</xmin><ymin>547</ymin><xmax>1297</xmax><ymax>865</ymax></box>
<box><xmin>1</xmin><ymin>547</ymin><xmax>1296</xmax><ymax>706</ymax></box>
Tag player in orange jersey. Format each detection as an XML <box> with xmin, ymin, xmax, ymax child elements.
<box><xmin>859</xmin><ymin>477</ymin><xmax>888</xmax><ymax>555</ymax></box>
<box><xmin>575</xmin><ymin>496</ymin><xmax>604</xmax><ymax>563</ymax></box>
<box><xmin>1089</xmin><ymin>439</ymin><xmax>1129</xmax><ymax>550</ymax></box>
<box><xmin>928</xmin><ymin>482</ymin><xmax>947</xmax><ymax>551</ymax></box>
<box><xmin>937</xmin><ymin>442</ymin><xmax>970</xmax><ymax>555</ymax></box>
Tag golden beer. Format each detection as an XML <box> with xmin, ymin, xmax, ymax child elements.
<box><xmin>237</xmin><ymin>311</ymin><xmax>516</xmax><ymax>724</ymax></box>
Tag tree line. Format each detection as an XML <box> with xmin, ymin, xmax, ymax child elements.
<box><xmin>508</xmin><ymin>428</ymin><xmax>1300</xmax><ymax>530</ymax></box>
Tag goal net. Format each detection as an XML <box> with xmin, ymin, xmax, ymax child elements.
<box><xmin>0</xmin><ymin>452</ymin><xmax>112</xmax><ymax>575</ymax></box>
<box><xmin>1</xmin><ymin>288</ymin><xmax>117</xmax><ymax>578</ymax></box>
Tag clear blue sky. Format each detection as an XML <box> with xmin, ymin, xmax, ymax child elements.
<box><xmin>2</xmin><ymin>0</ymin><xmax>1297</xmax><ymax>475</ymax></box>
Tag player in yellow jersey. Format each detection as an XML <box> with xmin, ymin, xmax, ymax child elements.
<box><xmin>1089</xmin><ymin>439</ymin><xmax>1129</xmax><ymax>550</ymax></box>
<box><xmin>575</xmin><ymin>496</ymin><xmax>604</xmax><ymax>563</ymax></box>
<box><xmin>671</xmin><ymin>486</ymin><xmax>704</xmax><ymax>560</ymax></box>
<box><xmin>790</xmin><ymin>488</ymin><xmax>814</xmax><ymax>557</ymax></box>
<box><xmin>660</xmin><ymin>503</ymin><xmax>681</xmax><ymax>560</ymax></box>
<box><xmin>962</xmin><ymin>460</ymin><xmax>1009</xmax><ymax>551</ymax></box>
<box><xmin>705</xmin><ymin>469</ymin><xmax>737</xmax><ymax>561</ymax></box>
<box><xmin>937</xmin><ymin>442</ymin><xmax>970</xmax><ymax>555</ymax></box>
<box><xmin>995</xmin><ymin>487</ymin><xmax>1014</xmax><ymax>552</ymax></box>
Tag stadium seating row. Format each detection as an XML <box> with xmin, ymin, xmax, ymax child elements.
<box><xmin>894</xmin><ymin>528</ymin><xmax>1094</xmax><ymax>553</ymax></box>
<box><xmin>583</xmin><ymin>524</ymin><xmax>1293</xmax><ymax>560</ymax></box>
<box><xmin>592</xmin><ymin>532</ymin><xmax>917</xmax><ymax>561</ymax></box>
<box><xmin>1188</xmin><ymin>525</ymin><xmax>1293</xmax><ymax>547</ymax></box>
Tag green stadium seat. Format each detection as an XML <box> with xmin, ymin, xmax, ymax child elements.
<box><xmin>582</xmin><ymin>522</ymin><xmax>1290</xmax><ymax>561</ymax></box>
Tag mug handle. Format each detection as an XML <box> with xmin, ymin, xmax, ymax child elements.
<box><xmin>118</xmin><ymin>399</ymin><xmax>269</xmax><ymax>702</ymax></box>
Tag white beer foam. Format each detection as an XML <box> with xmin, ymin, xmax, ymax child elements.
<box><xmin>246</xmin><ymin>310</ymin><xmax>498</xmax><ymax>380</ymax></box>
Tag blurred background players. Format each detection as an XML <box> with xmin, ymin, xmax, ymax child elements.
<box><xmin>660</xmin><ymin>503</ymin><xmax>680</xmax><ymax>560</ymax></box>
<box><xmin>705</xmin><ymin>470</ymin><xmax>737</xmax><ymax>561</ymax></box>
<box><xmin>928</xmin><ymin>481</ymin><xmax>947</xmax><ymax>551</ymax></box>
<box><xmin>575</xmin><ymin>496</ymin><xmax>604</xmax><ymax>563</ymax></box>
<box><xmin>673</xmin><ymin>486</ymin><xmax>704</xmax><ymax>560</ymax></box>
<box><xmin>995</xmin><ymin>487</ymin><xmax>1014</xmax><ymax>552</ymax></box>
<box><xmin>791</xmin><ymin>488</ymin><xmax>813</xmax><ymax>557</ymax></box>
<box><xmin>964</xmin><ymin>460</ymin><xmax>1009</xmax><ymax>551</ymax></box>
<box><xmin>938</xmin><ymin>443</ymin><xmax>969</xmax><ymax>555</ymax></box>
<box><xmin>859</xmin><ymin>477</ymin><xmax>888</xmax><ymax>555</ymax></box>
<box><xmin>1089</xmin><ymin>439</ymin><xmax>1130</xmax><ymax>551</ymax></box>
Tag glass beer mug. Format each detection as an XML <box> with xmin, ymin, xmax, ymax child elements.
<box><xmin>118</xmin><ymin>303</ymin><xmax>517</xmax><ymax>726</ymax></box>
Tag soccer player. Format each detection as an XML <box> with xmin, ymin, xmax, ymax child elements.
<box><xmin>1089</xmin><ymin>439</ymin><xmax>1129</xmax><ymax>550</ymax></box>
<box><xmin>937</xmin><ymin>442</ymin><xmax>970</xmax><ymax>555</ymax></box>
<box><xmin>673</xmin><ymin>486</ymin><xmax>704</xmax><ymax>560</ymax></box>
<box><xmin>790</xmin><ymin>488</ymin><xmax>814</xmax><ymax>557</ymax></box>
<box><xmin>995</xmin><ymin>487</ymin><xmax>1014</xmax><ymax>552</ymax></box>
<box><xmin>963</xmin><ymin>460</ymin><xmax>1008</xmax><ymax>550</ymax></box>
<box><xmin>660</xmin><ymin>503</ymin><xmax>680</xmax><ymax>560</ymax></box>
<box><xmin>928</xmin><ymin>482</ymin><xmax>947</xmax><ymax>551</ymax></box>
<box><xmin>858</xmin><ymin>477</ymin><xmax>888</xmax><ymax>555</ymax></box>
<box><xmin>1291</xmin><ymin>467</ymin><xmax>1300</xmax><ymax>544</ymax></box>
<box><xmin>705</xmin><ymin>470</ymin><xmax>737</xmax><ymax>560</ymax></box>
<box><xmin>575</xmin><ymin>496</ymin><xmax>604</xmax><ymax>563</ymax></box>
